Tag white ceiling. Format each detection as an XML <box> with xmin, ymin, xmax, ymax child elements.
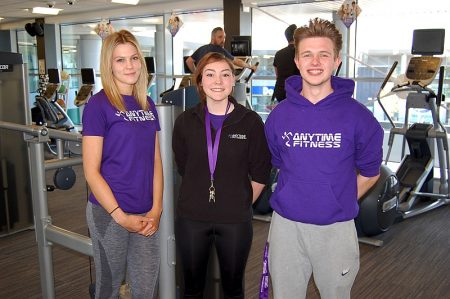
<box><xmin>0</xmin><ymin>0</ymin><xmax>138</xmax><ymax>21</ymax></box>
<box><xmin>2</xmin><ymin>0</ymin><xmax>446</xmax><ymax>29</ymax></box>
<box><xmin>0</xmin><ymin>0</ymin><xmax>342</xmax><ymax>28</ymax></box>
<box><xmin>0</xmin><ymin>0</ymin><xmax>221</xmax><ymax>27</ymax></box>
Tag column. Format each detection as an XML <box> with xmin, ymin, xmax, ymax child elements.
<box><xmin>155</xmin><ymin>15</ymin><xmax>173</xmax><ymax>103</ymax></box>
<box><xmin>68</xmin><ymin>34</ymin><xmax>102</xmax><ymax>124</ymax></box>
<box><xmin>333</xmin><ymin>12</ymin><xmax>350</xmax><ymax>77</ymax></box>
<box><xmin>78</xmin><ymin>35</ymin><xmax>101</xmax><ymax>71</ymax></box>
<box><xmin>43</xmin><ymin>24</ymin><xmax>62</xmax><ymax>70</ymax></box>
<box><xmin>223</xmin><ymin>0</ymin><xmax>251</xmax><ymax>51</ymax></box>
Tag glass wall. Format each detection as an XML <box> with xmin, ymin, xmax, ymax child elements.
<box><xmin>59</xmin><ymin>15</ymin><xmax>163</xmax><ymax>122</ymax></box>
<box><xmin>353</xmin><ymin>0</ymin><xmax>450</xmax><ymax>128</ymax></box>
<box><xmin>248</xmin><ymin>0</ymin><xmax>449</xmax><ymax>126</ymax></box>
<box><xmin>15</xmin><ymin>0</ymin><xmax>446</xmax><ymax>125</ymax></box>
<box><xmin>172</xmin><ymin>10</ymin><xmax>224</xmax><ymax>75</ymax></box>
<box><xmin>60</xmin><ymin>16</ymin><xmax>162</xmax><ymax>92</ymax></box>
<box><xmin>16</xmin><ymin>30</ymin><xmax>38</xmax><ymax>96</ymax></box>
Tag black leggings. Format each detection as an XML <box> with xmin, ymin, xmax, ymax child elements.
<box><xmin>176</xmin><ymin>217</ymin><xmax>253</xmax><ymax>299</ymax></box>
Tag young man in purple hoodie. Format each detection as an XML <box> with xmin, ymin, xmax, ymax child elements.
<box><xmin>264</xmin><ymin>18</ymin><xmax>383</xmax><ymax>298</ymax></box>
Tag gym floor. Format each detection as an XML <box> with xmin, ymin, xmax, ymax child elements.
<box><xmin>0</xmin><ymin>165</ymin><xmax>449</xmax><ymax>298</ymax></box>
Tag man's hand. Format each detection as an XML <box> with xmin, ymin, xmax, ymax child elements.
<box><xmin>249</xmin><ymin>64</ymin><xmax>258</xmax><ymax>72</ymax></box>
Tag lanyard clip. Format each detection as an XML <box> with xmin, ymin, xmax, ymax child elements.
<box><xmin>209</xmin><ymin>180</ymin><xmax>215</xmax><ymax>203</ymax></box>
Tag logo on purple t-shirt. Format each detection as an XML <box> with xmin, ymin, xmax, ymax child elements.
<box><xmin>115</xmin><ymin>109</ymin><xmax>156</xmax><ymax>122</ymax></box>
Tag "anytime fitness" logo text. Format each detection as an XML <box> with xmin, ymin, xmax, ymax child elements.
<box><xmin>282</xmin><ymin>132</ymin><xmax>341</xmax><ymax>148</ymax></box>
<box><xmin>115</xmin><ymin>110</ymin><xmax>156</xmax><ymax>122</ymax></box>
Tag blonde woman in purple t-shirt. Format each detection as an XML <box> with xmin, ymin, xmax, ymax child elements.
<box><xmin>82</xmin><ymin>30</ymin><xmax>163</xmax><ymax>298</ymax></box>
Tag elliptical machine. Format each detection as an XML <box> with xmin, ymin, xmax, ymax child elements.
<box><xmin>357</xmin><ymin>29</ymin><xmax>450</xmax><ymax>242</ymax></box>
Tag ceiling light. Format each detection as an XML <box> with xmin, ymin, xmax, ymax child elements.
<box><xmin>142</xmin><ymin>17</ymin><xmax>163</xmax><ymax>24</ymax></box>
<box><xmin>32</xmin><ymin>6</ymin><xmax>63</xmax><ymax>15</ymax></box>
<box><xmin>111</xmin><ymin>0</ymin><xmax>139</xmax><ymax>5</ymax></box>
<box><xmin>0</xmin><ymin>17</ymin><xmax>4</xmax><ymax>21</ymax></box>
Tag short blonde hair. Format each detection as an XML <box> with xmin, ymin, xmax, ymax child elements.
<box><xmin>100</xmin><ymin>30</ymin><xmax>148</xmax><ymax>111</ymax></box>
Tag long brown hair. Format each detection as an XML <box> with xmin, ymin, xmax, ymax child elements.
<box><xmin>100</xmin><ymin>30</ymin><xmax>148</xmax><ymax>111</ymax></box>
<box><xmin>193</xmin><ymin>52</ymin><xmax>235</xmax><ymax>105</ymax></box>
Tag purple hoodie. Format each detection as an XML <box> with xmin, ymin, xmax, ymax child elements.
<box><xmin>265</xmin><ymin>75</ymin><xmax>383</xmax><ymax>225</ymax></box>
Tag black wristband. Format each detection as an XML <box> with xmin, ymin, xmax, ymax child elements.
<box><xmin>109</xmin><ymin>206</ymin><xmax>120</xmax><ymax>215</ymax></box>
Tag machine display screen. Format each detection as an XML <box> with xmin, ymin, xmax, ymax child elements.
<box><xmin>81</xmin><ymin>68</ymin><xmax>95</xmax><ymax>85</ymax></box>
<box><xmin>411</xmin><ymin>29</ymin><xmax>445</xmax><ymax>55</ymax></box>
<box><xmin>145</xmin><ymin>57</ymin><xmax>155</xmax><ymax>74</ymax></box>
<box><xmin>231</xmin><ymin>35</ymin><xmax>252</xmax><ymax>56</ymax></box>
<box><xmin>183</xmin><ymin>56</ymin><xmax>191</xmax><ymax>74</ymax></box>
<box><xmin>47</xmin><ymin>68</ymin><xmax>60</xmax><ymax>84</ymax></box>
<box><xmin>231</xmin><ymin>40</ymin><xmax>250</xmax><ymax>57</ymax></box>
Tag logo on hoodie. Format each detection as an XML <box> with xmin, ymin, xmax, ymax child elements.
<box><xmin>282</xmin><ymin>131</ymin><xmax>341</xmax><ymax>148</ymax></box>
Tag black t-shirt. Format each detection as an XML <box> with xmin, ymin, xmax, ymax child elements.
<box><xmin>273</xmin><ymin>44</ymin><xmax>299</xmax><ymax>102</ymax></box>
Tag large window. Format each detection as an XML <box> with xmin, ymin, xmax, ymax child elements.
<box><xmin>248</xmin><ymin>0</ymin><xmax>449</xmax><ymax>126</ymax></box>
<box><xmin>16</xmin><ymin>30</ymin><xmax>38</xmax><ymax>97</ymax></box>
<box><xmin>352</xmin><ymin>0</ymin><xmax>450</xmax><ymax>127</ymax></box>
<box><xmin>172</xmin><ymin>10</ymin><xmax>224</xmax><ymax>74</ymax></box>
<box><xmin>60</xmin><ymin>16</ymin><xmax>162</xmax><ymax>90</ymax></box>
<box><xmin>59</xmin><ymin>16</ymin><xmax>162</xmax><ymax>123</ymax></box>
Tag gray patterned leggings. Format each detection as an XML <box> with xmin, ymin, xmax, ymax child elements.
<box><xmin>87</xmin><ymin>202</ymin><xmax>160</xmax><ymax>299</ymax></box>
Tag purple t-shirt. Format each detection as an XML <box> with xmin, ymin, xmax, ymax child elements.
<box><xmin>208</xmin><ymin>112</ymin><xmax>228</xmax><ymax>130</ymax></box>
<box><xmin>82</xmin><ymin>90</ymin><xmax>160</xmax><ymax>214</ymax></box>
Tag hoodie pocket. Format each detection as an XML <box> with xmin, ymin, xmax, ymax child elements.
<box><xmin>276</xmin><ymin>179</ymin><xmax>344</xmax><ymax>225</ymax></box>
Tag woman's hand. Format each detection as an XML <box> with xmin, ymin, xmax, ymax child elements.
<box><xmin>139</xmin><ymin>207</ymin><xmax>162</xmax><ymax>237</ymax></box>
<box><xmin>112</xmin><ymin>209</ymin><xmax>151</xmax><ymax>233</ymax></box>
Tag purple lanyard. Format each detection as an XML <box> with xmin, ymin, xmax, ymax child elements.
<box><xmin>204</xmin><ymin>101</ymin><xmax>231</xmax><ymax>203</ymax></box>
<box><xmin>259</xmin><ymin>241</ymin><xmax>270</xmax><ymax>299</ymax></box>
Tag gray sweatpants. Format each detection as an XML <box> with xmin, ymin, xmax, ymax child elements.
<box><xmin>268</xmin><ymin>211</ymin><xmax>359</xmax><ymax>299</ymax></box>
<box><xmin>87</xmin><ymin>202</ymin><xmax>160</xmax><ymax>299</ymax></box>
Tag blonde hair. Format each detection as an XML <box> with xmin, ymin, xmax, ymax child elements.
<box><xmin>294</xmin><ymin>18</ymin><xmax>343</xmax><ymax>58</ymax></box>
<box><xmin>100</xmin><ymin>30</ymin><xmax>149</xmax><ymax>111</ymax></box>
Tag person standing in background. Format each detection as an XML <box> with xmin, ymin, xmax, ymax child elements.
<box><xmin>271</xmin><ymin>24</ymin><xmax>300</xmax><ymax>103</ymax></box>
<box><xmin>82</xmin><ymin>30</ymin><xmax>163</xmax><ymax>298</ymax></box>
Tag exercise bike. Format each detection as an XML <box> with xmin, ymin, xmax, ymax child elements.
<box><xmin>357</xmin><ymin>29</ymin><xmax>450</xmax><ymax>244</ymax></box>
<box><xmin>33</xmin><ymin>68</ymin><xmax>82</xmax><ymax>156</ymax></box>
